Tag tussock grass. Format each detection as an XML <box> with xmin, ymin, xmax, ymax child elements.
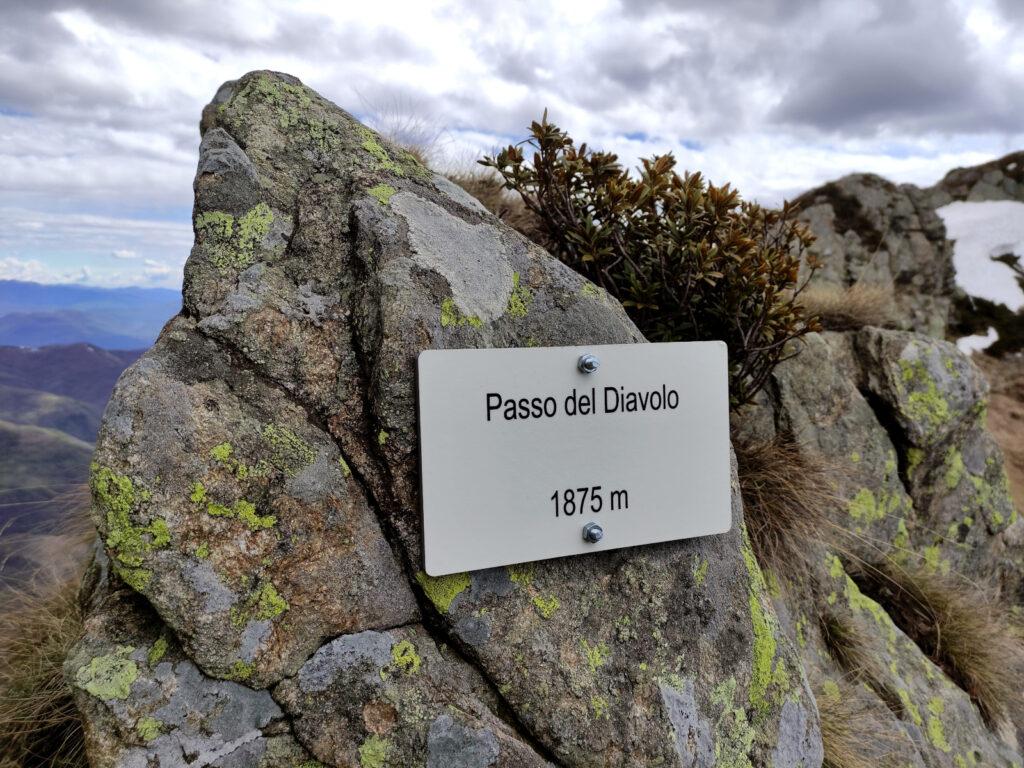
<box><xmin>851</xmin><ymin>560</ymin><xmax>1024</xmax><ymax>728</ymax></box>
<box><xmin>798</xmin><ymin>282</ymin><xmax>896</xmax><ymax>331</ymax></box>
<box><xmin>816</xmin><ymin>677</ymin><xmax>906</xmax><ymax>768</ymax></box>
<box><xmin>0</xmin><ymin>486</ymin><xmax>92</xmax><ymax>767</ymax></box>
<box><xmin>446</xmin><ymin>170</ymin><xmax>547</xmax><ymax>245</ymax></box>
<box><xmin>0</xmin><ymin>577</ymin><xmax>87</xmax><ymax>767</ymax></box>
<box><xmin>734</xmin><ymin>433</ymin><xmax>840</xmax><ymax>581</ymax></box>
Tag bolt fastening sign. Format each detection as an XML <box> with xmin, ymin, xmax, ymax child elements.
<box><xmin>417</xmin><ymin>342</ymin><xmax>731</xmax><ymax>576</ymax></box>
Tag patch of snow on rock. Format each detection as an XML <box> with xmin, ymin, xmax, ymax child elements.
<box><xmin>937</xmin><ymin>200</ymin><xmax>1024</xmax><ymax>311</ymax></box>
<box><xmin>957</xmin><ymin>326</ymin><xmax>999</xmax><ymax>355</ymax></box>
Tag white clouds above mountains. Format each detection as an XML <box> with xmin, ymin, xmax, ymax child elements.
<box><xmin>1</xmin><ymin>0</ymin><xmax>1023</xmax><ymax>287</ymax></box>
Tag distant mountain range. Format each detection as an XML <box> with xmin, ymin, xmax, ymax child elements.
<box><xmin>0</xmin><ymin>343</ymin><xmax>143</xmax><ymax>583</ymax></box>
<box><xmin>0</xmin><ymin>280</ymin><xmax>180</xmax><ymax>349</ymax></box>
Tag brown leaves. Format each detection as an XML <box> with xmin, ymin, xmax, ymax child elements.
<box><xmin>481</xmin><ymin>115</ymin><xmax>820</xmax><ymax>407</ymax></box>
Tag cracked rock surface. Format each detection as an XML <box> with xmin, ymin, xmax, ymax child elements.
<box><xmin>67</xmin><ymin>71</ymin><xmax>821</xmax><ymax>767</ymax></box>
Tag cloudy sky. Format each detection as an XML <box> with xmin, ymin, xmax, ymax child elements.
<box><xmin>2</xmin><ymin>0</ymin><xmax>1023</xmax><ymax>289</ymax></box>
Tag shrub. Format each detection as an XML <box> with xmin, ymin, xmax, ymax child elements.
<box><xmin>482</xmin><ymin>114</ymin><xmax>821</xmax><ymax>406</ymax></box>
<box><xmin>850</xmin><ymin>559</ymin><xmax>1024</xmax><ymax>728</ymax></box>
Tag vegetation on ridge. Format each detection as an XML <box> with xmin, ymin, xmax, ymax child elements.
<box><xmin>481</xmin><ymin>113</ymin><xmax>821</xmax><ymax>407</ymax></box>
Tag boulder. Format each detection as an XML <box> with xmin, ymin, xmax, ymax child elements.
<box><xmin>793</xmin><ymin>174</ymin><xmax>954</xmax><ymax>337</ymax></box>
<box><xmin>67</xmin><ymin>71</ymin><xmax>820</xmax><ymax>768</ymax></box>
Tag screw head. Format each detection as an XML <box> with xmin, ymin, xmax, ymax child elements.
<box><xmin>582</xmin><ymin>522</ymin><xmax>604</xmax><ymax>543</ymax></box>
<box><xmin>578</xmin><ymin>353</ymin><xmax>600</xmax><ymax>374</ymax></box>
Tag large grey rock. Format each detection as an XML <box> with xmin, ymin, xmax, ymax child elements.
<box><xmin>69</xmin><ymin>71</ymin><xmax>819</xmax><ymax>767</ymax></box>
<box><xmin>793</xmin><ymin>174</ymin><xmax>954</xmax><ymax>337</ymax></box>
<box><xmin>749</xmin><ymin>326</ymin><xmax>1024</xmax><ymax>766</ymax></box>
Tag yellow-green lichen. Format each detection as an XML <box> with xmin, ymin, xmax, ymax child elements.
<box><xmin>581</xmin><ymin>639</ymin><xmax>610</xmax><ymax>673</ymax></box>
<box><xmin>795</xmin><ymin>614</ymin><xmax>808</xmax><ymax>649</ymax></box>
<box><xmin>195</xmin><ymin>203</ymin><xmax>273</xmax><ymax>273</ymax></box>
<box><xmin>390</xmin><ymin>639</ymin><xmax>422</xmax><ymax>674</ymax></box>
<box><xmin>338</xmin><ymin>456</ymin><xmax>352</xmax><ymax>477</ymax></box>
<box><xmin>189</xmin><ymin>482</ymin><xmax>207</xmax><ymax>504</ymax></box>
<box><xmin>898</xmin><ymin>688</ymin><xmax>923</xmax><ymax>726</ymax></box>
<box><xmin>899</xmin><ymin>358</ymin><xmax>951</xmax><ymax>437</ymax></box>
<box><xmin>235</xmin><ymin>499</ymin><xmax>276</xmax><ymax>530</ymax></box>
<box><xmin>710</xmin><ymin>677</ymin><xmax>756</xmax><ymax>768</ymax></box>
<box><xmin>368</xmin><ymin>183</ymin><xmax>397</xmax><ymax>205</ymax></box>
<box><xmin>693</xmin><ymin>557</ymin><xmax>709</xmax><ymax>587</ymax></box>
<box><xmin>261</xmin><ymin>423</ymin><xmax>316</xmax><ymax>475</ymax></box>
<box><xmin>147</xmin><ymin>637</ymin><xmax>168</xmax><ymax>666</ymax></box>
<box><xmin>358</xmin><ymin>734</ymin><xmax>391</xmax><ymax>768</ymax></box>
<box><xmin>591</xmin><ymin>695</ymin><xmax>610</xmax><ymax>719</ymax></box>
<box><xmin>255</xmin><ymin>582</ymin><xmax>288</xmax><ymax>620</ymax></box>
<box><xmin>927</xmin><ymin>697</ymin><xmax>952</xmax><ymax>752</ymax></box>
<box><xmin>227</xmin><ymin>660</ymin><xmax>254</xmax><ymax>682</ymax></box>
<box><xmin>508</xmin><ymin>562</ymin><xmax>534</xmax><ymax>587</ymax></box>
<box><xmin>440</xmin><ymin>297</ymin><xmax>483</xmax><ymax>328</ymax></box>
<box><xmin>742</xmin><ymin>530</ymin><xmax>784</xmax><ymax>712</ymax></box>
<box><xmin>115</xmin><ymin>566</ymin><xmax>153</xmax><ymax>592</ymax></box>
<box><xmin>75</xmin><ymin>646</ymin><xmax>138</xmax><ymax>701</ymax></box>
<box><xmin>581</xmin><ymin>282</ymin><xmax>601</xmax><ymax>298</ymax></box>
<box><xmin>136</xmin><ymin>716</ymin><xmax>161</xmax><ymax>742</ymax></box>
<box><xmin>415</xmin><ymin>571</ymin><xmax>470</xmax><ymax>613</ymax></box>
<box><xmin>195</xmin><ymin>542</ymin><xmax>210</xmax><ymax>559</ymax></box>
<box><xmin>907</xmin><ymin>447</ymin><xmax>925</xmax><ymax>477</ymax></box>
<box><xmin>231</xmin><ymin>581</ymin><xmax>289</xmax><ymax>628</ymax></box>
<box><xmin>91</xmin><ymin>464</ymin><xmax>169</xmax><ymax>576</ymax></box>
<box><xmin>847</xmin><ymin>487</ymin><xmax>902</xmax><ymax>525</ymax></box>
<box><xmin>506</xmin><ymin>272</ymin><xmax>533</xmax><ymax>318</ymax></box>
<box><xmin>944</xmin><ymin>447</ymin><xmax>965</xmax><ymax>491</ymax></box>
<box><xmin>922</xmin><ymin>544</ymin><xmax>950</xmax><ymax>575</ymax></box>
<box><xmin>532</xmin><ymin>594</ymin><xmax>560</xmax><ymax>619</ymax></box>
<box><xmin>377</xmin><ymin>429</ymin><xmax>389</xmax><ymax>446</ymax></box>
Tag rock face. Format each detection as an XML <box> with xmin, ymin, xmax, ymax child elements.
<box><xmin>793</xmin><ymin>175</ymin><xmax>955</xmax><ymax>337</ymax></box>
<box><xmin>924</xmin><ymin>150</ymin><xmax>1024</xmax><ymax>207</ymax></box>
<box><xmin>742</xmin><ymin>326</ymin><xmax>1024</xmax><ymax>766</ymax></box>
<box><xmin>67</xmin><ymin>72</ymin><xmax>821</xmax><ymax>767</ymax></box>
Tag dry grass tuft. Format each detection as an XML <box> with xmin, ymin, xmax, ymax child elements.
<box><xmin>734</xmin><ymin>432</ymin><xmax>840</xmax><ymax>581</ymax></box>
<box><xmin>816</xmin><ymin>677</ymin><xmax>906</xmax><ymax>768</ymax></box>
<box><xmin>851</xmin><ymin>559</ymin><xmax>1024</xmax><ymax>728</ymax></box>
<box><xmin>0</xmin><ymin>486</ymin><xmax>92</xmax><ymax>767</ymax></box>
<box><xmin>819</xmin><ymin>611</ymin><xmax>878</xmax><ymax>680</ymax></box>
<box><xmin>798</xmin><ymin>282</ymin><xmax>896</xmax><ymax>331</ymax></box>
<box><xmin>0</xmin><ymin>577</ymin><xmax>87</xmax><ymax>767</ymax></box>
<box><xmin>446</xmin><ymin>170</ymin><xmax>547</xmax><ymax>245</ymax></box>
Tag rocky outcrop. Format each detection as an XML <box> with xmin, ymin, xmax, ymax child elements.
<box><xmin>793</xmin><ymin>175</ymin><xmax>955</xmax><ymax>337</ymax></box>
<box><xmin>924</xmin><ymin>150</ymin><xmax>1024</xmax><ymax>206</ymax></box>
<box><xmin>66</xmin><ymin>72</ymin><xmax>820</xmax><ymax>768</ymax></box>
<box><xmin>742</xmin><ymin>326</ymin><xmax>1024</xmax><ymax>766</ymax></box>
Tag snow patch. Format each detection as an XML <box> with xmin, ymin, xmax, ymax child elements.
<box><xmin>956</xmin><ymin>326</ymin><xmax>999</xmax><ymax>355</ymax></box>
<box><xmin>937</xmin><ymin>201</ymin><xmax>1024</xmax><ymax>311</ymax></box>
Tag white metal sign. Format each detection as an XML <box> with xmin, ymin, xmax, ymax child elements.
<box><xmin>418</xmin><ymin>341</ymin><xmax>731</xmax><ymax>575</ymax></box>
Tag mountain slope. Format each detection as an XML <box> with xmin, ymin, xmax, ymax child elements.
<box><xmin>0</xmin><ymin>344</ymin><xmax>142</xmax><ymax>408</ymax></box>
<box><xmin>0</xmin><ymin>419</ymin><xmax>93</xmax><ymax>534</ymax></box>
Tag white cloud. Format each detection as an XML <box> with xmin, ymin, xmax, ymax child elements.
<box><xmin>0</xmin><ymin>0</ymin><xmax>1022</xmax><ymax>287</ymax></box>
<box><xmin>0</xmin><ymin>256</ymin><xmax>89</xmax><ymax>284</ymax></box>
<box><xmin>111</xmin><ymin>248</ymin><xmax>137</xmax><ymax>259</ymax></box>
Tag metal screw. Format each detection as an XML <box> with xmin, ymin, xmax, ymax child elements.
<box><xmin>582</xmin><ymin>522</ymin><xmax>604</xmax><ymax>543</ymax></box>
<box><xmin>578</xmin><ymin>353</ymin><xmax>600</xmax><ymax>374</ymax></box>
